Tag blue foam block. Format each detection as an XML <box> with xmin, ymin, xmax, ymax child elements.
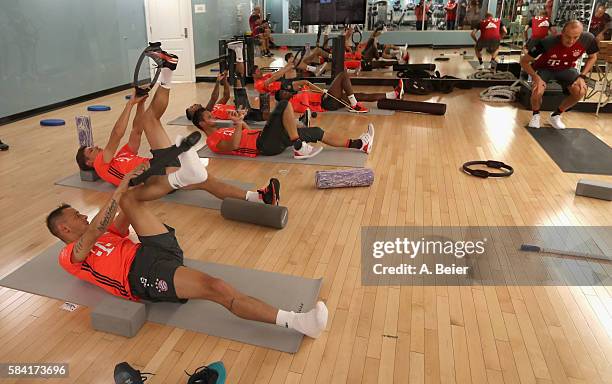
<box><xmin>40</xmin><ymin>119</ymin><xmax>66</xmax><ymax>126</ymax></box>
<box><xmin>87</xmin><ymin>105</ymin><xmax>111</xmax><ymax>111</ymax></box>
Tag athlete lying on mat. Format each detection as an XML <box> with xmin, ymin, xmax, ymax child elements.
<box><xmin>76</xmin><ymin>47</ymin><xmax>279</xmax><ymax>205</ymax></box>
<box><xmin>184</xmin><ymin>71</ymin><xmax>270</xmax><ymax>124</ymax></box>
<box><xmin>253</xmin><ymin>58</ymin><xmax>404</xmax><ymax>113</ymax></box>
<box><xmin>46</xmin><ymin>162</ymin><xmax>327</xmax><ymax>339</ymax></box>
<box><xmin>190</xmin><ymin>98</ymin><xmax>375</xmax><ymax>159</ymax></box>
<box><xmin>267</xmin><ymin>66</ymin><xmax>405</xmax><ymax>114</ymax></box>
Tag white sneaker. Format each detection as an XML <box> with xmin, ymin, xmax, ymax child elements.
<box><xmin>359</xmin><ymin>123</ymin><xmax>375</xmax><ymax>154</ymax></box>
<box><xmin>477</xmin><ymin>63</ymin><xmax>485</xmax><ymax>70</ymax></box>
<box><xmin>294</xmin><ymin>141</ymin><xmax>323</xmax><ymax>159</ymax></box>
<box><xmin>549</xmin><ymin>114</ymin><xmax>566</xmax><ymax>129</ymax></box>
<box><xmin>528</xmin><ymin>114</ymin><xmax>541</xmax><ymax>129</ymax></box>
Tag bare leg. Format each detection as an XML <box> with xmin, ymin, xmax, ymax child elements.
<box><xmin>119</xmin><ymin>189</ymin><xmax>278</xmax><ymax>324</ymax></box>
<box><xmin>490</xmin><ymin>47</ymin><xmax>500</xmax><ymax>61</ymax></box>
<box><xmin>148</xmin><ymin>85</ymin><xmax>170</xmax><ymax>120</ymax></box>
<box><xmin>320</xmin><ymin>130</ymin><xmax>353</xmax><ymax>147</ymax></box>
<box><xmin>531</xmin><ymin>82</ymin><xmax>546</xmax><ymax>112</ymax></box>
<box><xmin>328</xmin><ymin>71</ymin><xmax>353</xmax><ymax>98</ymax></box>
<box><xmin>141</xmin><ymin>111</ymin><xmax>173</xmax><ymax>150</ymax></box>
<box><xmin>235</xmin><ymin>62</ymin><xmax>245</xmax><ymax>78</ymax></box>
<box><xmin>475</xmin><ymin>47</ymin><xmax>483</xmax><ymax>61</ymax></box>
<box><xmin>173</xmin><ymin>267</ymin><xmax>277</xmax><ymax>323</ymax></box>
<box><xmin>281</xmin><ymin>102</ymin><xmax>300</xmax><ymax>141</ymax></box>
<box><xmin>558</xmin><ymin>82</ymin><xmax>585</xmax><ymax>111</ymax></box>
<box><xmin>181</xmin><ymin>174</ymin><xmax>247</xmax><ymax>200</ymax></box>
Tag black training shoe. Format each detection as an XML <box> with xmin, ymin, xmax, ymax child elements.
<box><xmin>178</xmin><ymin>131</ymin><xmax>202</xmax><ymax>151</ymax></box>
<box><xmin>0</xmin><ymin>141</ymin><xmax>8</xmax><ymax>151</ymax></box>
<box><xmin>114</xmin><ymin>362</ymin><xmax>154</xmax><ymax>384</ymax></box>
<box><xmin>258</xmin><ymin>178</ymin><xmax>280</xmax><ymax>205</ymax></box>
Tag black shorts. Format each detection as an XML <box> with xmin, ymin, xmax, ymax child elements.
<box><xmin>321</xmin><ymin>94</ymin><xmax>343</xmax><ymax>111</ymax></box>
<box><xmin>476</xmin><ymin>39</ymin><xmax>500</xmax><ymax>54</ymax></box>
<box><xmin>128</xmin><ymin>225</ymin><xmax>187</xmax><ymax>303</ymax></box>
<box><xmin>245</xmin><ymin>108</ymin><xmax>264</xmax><ymax>122</ymax></box>
<box><xmin>150</xmin><ymin>147</ymin><xmax>181</xmax><ymax>175</ymax></box>
<box><xmin>255</xmin><ymin>100</ymin><xmax>324</xmax><ymax>155</ymax></box>
<box><xmin>536</xmin><ymin>68</ymin><xmax>580</xmax><ymax>95</ymax></box>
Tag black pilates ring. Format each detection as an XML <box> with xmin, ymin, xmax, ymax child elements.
<box><xmin>462</xmin><ymin>160</ymin><xmax>514</xmax><ymax>178</ymax></box>
<box><xmin>133</xmin><ymin>46</ymin><xmax>163</xmax><ymax>96</ymax></box>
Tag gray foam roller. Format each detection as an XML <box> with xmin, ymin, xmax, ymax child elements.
<box><xmin>315</xmin><ymin>168</ymin><xmax>374</xmax><ymax>189</ymax></box>
<box><xmin>221</xmin><ymin>198</ymin><xmax>288</xmax><ymax>229</ymax></box>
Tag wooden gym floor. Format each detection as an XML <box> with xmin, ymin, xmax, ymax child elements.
<box><xmin>0</xmin><ymin>81</ymin><xmax>611</xmax><ymax>383</ymax></box>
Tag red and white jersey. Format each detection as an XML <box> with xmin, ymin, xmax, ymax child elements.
<box><xmin>479</xmin><ymin>17</ymin><xmax>502</xmax><ymax>41</ymax></box>
<box><xmin>59</xmin><ymin>224</ymin><xmax>140</xmax><ymax>301</ymax></box>
<box><xmin>206</xmin><ymin>127</ymin><xmax>260</xmax><ymax>157</ymax></box>
<box><xmin>530</xmin><ymin>16</ymin><xmax>552</xmax><ymax>39</ymax></box>
<box><xmin>93</xmin><ymin>144</ymin><xmax>149</xmax><ymax>186</ymax></box>
<box><xmin>529</xmin><ymin>33</ymin><xmax>599</xmax><ymax>71</ymax></box>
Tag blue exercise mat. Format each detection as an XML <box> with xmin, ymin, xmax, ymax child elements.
<box><xmin>40</xmin><ymin>119</ymin><xmax>65</xmax><ymax>126</ymax></box>
<box><xmin>87</xmin><ymin>105</ymin><xmax>111</xmax><ymax>111</ymax></box>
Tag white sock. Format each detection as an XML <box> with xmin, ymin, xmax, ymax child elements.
<box><xmin>275</xmin><ymin>302</ymin><xmax>328</xmax><ymax>338</ymax></box>
<box><xmin>159</xmin><ymin>67</ymin><xmax>173</xmax><ymax>88</ymax></box>
<box><xmin>245</xmin><ymin>190</ymin><xmax>262</xmax><ymax>203</ymax></box>
<box><xmin>386</xmin><ymin>91</ymin><xmax>396</xmax><ymax>99</ymax></box>
<box><xmin>306</xmin><ymin>65</ymin><xmax>317</xmax><ymax>72</ymax></box>
<box><xmin>167</xmin><ymin>136</ymin><xmax>208</xmax><ymax>189</ymax></box>
<box><xmin>347</xmin><ymin>94</ymin><xmax>358</xmax><ymax>107</ymax></box>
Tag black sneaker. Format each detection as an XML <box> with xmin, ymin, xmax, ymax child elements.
<box><xmin>258</xmin><ymin>178</ymin><xmax>280</xmax><ymax>205</ymax></box>
<box><xmin>299</xmin><ymin>108</ymin><xmax>312</xmax><ymax>127</ymax></box>
<box><xmin>0</xmin><ymin>141</ymin><xmax>8</xmax><ymax>151</ymax></box>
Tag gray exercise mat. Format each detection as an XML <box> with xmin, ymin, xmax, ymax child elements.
<box><xmin>198</xmin><ymin>145</ymin><xmax>368</xmax><ymax>167</ymax></box>
<box><xmin>323</xmin><ymin>105</ymin><xmax>395</xmax><ymax>116</ymax></box>
<box><xmin>0</xmin><ymin>242</ymin><xmax>322</xmax><ymax>353</ymax></box>
<box><xmin>55</xmin><ymin>173</ymin><xmax>255</xmax><ymax>210</ymax></box>
<box><xmin>167</xmin><ymin>115</ymin><xmax>266</xmax><ymax>128</ymax></box>
<box><xmin>526</xmin><ymin>128</ymin><xmax>612</xmax><ymax>175</ymax></box>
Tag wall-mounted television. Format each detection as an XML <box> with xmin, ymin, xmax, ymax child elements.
<box><xmin>301</xmin><ymin>0</ymin><xmax>367</xmax><ymax>25</ymax></box>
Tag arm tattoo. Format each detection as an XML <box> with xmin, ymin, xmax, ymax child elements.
<box><xmin>96</xmin><ymin>199</ymin><xmax>119</xmax><ymax>232</ymax></box>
